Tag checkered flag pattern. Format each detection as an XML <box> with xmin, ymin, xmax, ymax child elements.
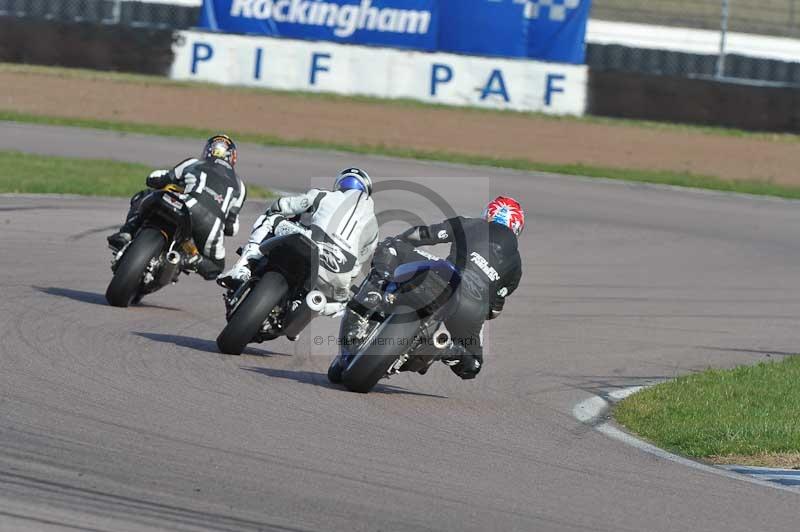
<box><xmin>512</xmin><ymin>0</ymin><xmax>582</xmax><ymax>21</ymax></box>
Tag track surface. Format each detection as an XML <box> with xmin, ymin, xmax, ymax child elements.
<box><xmin>1</xmin><ymin>122</ymin><xmax>800</xmax><ymax>531</ymax></box>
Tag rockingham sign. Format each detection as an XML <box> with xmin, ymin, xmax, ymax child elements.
<box><xmin>199</xmin><ymin>0</ymin><xmax>591</xmax><ymax>63</ymax></box>
<box><xmin>226</xmin><ymin>0</ymin><xmax>433</xmax><ymax>38</ymax></box>
<box><xmin>170</xmin><ymin>30</ymin><xmax>587</xmax><ymax>115</ymax></box>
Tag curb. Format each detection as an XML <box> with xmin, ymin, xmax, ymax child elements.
<box><xmin>573</xmin><ymin>385</ymin><xmax>800</xmax><ymax>494</ymax></box>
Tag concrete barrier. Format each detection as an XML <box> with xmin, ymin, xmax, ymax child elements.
<box><xmin>169</xmin><ymin>30</ymin><xmax>588</xmax><ymax>116</ymax></box>
<box><xmin>589</xmin><ymin>69</ymin><xmax>800</xmax><ymax>133</ymax></box>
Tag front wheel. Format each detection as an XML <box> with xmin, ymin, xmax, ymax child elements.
<box><xmin>105</xmin><ymin>228</ymin><xmax>166</xmax><ymax>307</ymax></box>
<box><xmin>216</xmin><ymin>271</ymin><xmax>288</xmax><ymax>355</ymax></box>
<box><xmin>327</xmin><ymin>356</ymin><xmax>344</xmax><ymax>384</ymax></box>
<box><xmin>341</xmin><ymin>310</ymin><xmax>421</xmax><ymax>393</ymax></box>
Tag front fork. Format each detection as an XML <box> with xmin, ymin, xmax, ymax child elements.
<box><xmin>223</xmin><ymin>281</ymin><xmax>251</xmax><ymax>320</ymax></box>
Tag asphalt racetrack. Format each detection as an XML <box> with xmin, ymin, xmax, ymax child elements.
<box><xmin>1</xmin><ymin>122</ymin><xmax>800</xmax><ymax>531</ymax></box>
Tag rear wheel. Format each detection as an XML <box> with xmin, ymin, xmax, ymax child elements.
<box><xmin>216</xmin><ymin>272</ymin><xmax>288</xmax><ymax>355</ymax></box>
<box><xmin>327</xmin><ymin>357</ymin><xmax>344</xmax><ymax>384</ymax></box>
<box><xmin>105</xmin><ymin>228</ymin><xmax>166</xmax><ymax>307</ymax></box>
<box><xmin>328</xmin><ymin>309</ymin><xmax>361</xmax><ymax>384</ymax></box>
<box><xmin>341</xmin><ymin>310</ymin><xmax>421</xmax><ymax>393</ymax></box>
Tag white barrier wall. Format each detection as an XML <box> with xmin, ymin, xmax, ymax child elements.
<box><xmin>587</xmin><ymin>20</ymin><xmax>800</xmax><ymax>64</ymax></box>
<box><xmin>170</xmin><ymin>30</ymin><xmax>588</xmax><ymax>116</ymax></box>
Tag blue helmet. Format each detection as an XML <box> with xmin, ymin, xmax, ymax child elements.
<box><xmin>334</xmin><ymin>168</ymin><xmax>372</xmax><ymax>196</ymax></box>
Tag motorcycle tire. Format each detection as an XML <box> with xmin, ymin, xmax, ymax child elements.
<box><xmin>327</xmin><ymin>356</ymin><xmax>344</xmax><ymax>384</ymax></box>
<box><xmin>341</xmin><ymin>309</ymin><xmax>421</xmax><ymax>393</ymax></box>
<box><xmin>216</xmin><ymin>271</ymin><xmax>288</xmax><ymax>355</ymax></box>
<box><xmin>105</xmin><ymin>228</ymin><xmax>166</xmax><ymax>308</ymax></box>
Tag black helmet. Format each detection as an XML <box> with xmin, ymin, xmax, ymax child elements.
<box><xmin>202</xmin><ymin>134</ymin><xmax>238</xmax><ymax>166</ymax></box>
<box><xmin>333</xmin><ymin>168</ymin><xmax>372</xmax><ymax>196</ymax></box>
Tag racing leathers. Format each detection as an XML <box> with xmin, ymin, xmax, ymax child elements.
<box><xmin>381</xmin><ymin>216</ymin><xmax>522</xmax><ymax>379</ymax></box>
<box><xmin>219</xmin><ymin>188</ymin><xmax>379</xmax><ymax>316</ymax></box>
<box><xmin>111</xmin><ymin>157</ymin><xmax>246</xmax><ymax>280</ymax></box>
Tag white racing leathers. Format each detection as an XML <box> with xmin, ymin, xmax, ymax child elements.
<box><xmin>244</xmin><ymin>188</ymin><xmax>378</xmax><ymax>304</ymax></box>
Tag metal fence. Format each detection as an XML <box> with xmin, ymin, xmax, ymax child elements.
<box><xmin>0</xmin><ymin>0</ymin><xmax>199</xmax><ymax>29</ymax></box>
<box><xmin>590</xmin><ymin>0</ymin><xmax>800</xmax><ymax>85</ymax></box>
<box><xmin>593</xmin><ymin>0</ymin><xmax>800</xmax><ymax>39</ymax></box>
<box><xmin>6</xmin><ymin>0</ymin><xmax>797</xmax><ymax>37</ymax></box>
<box><xmin>2</xmin><ymin>0</ymin><xmax>799</xmax><ymax>84</ymax></box>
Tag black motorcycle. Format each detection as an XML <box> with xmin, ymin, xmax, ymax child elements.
<box><xmin>328</xmin><ymin>252</ymin><xmax>462</xmax><ymax>393</ymax></box>
<box><xmin>105</xmin><ymin>186</ymin><xmax>198</xmax><ymax>307</ymax></box>
<box><xmin>216</xmin><ymin>232</ymin><xmax>328</xmax><ymax>355</ymax></box>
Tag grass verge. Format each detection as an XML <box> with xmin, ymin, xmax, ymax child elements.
<box><xmin>3</xmin><ymin>62</ymin><xmax>799</xmax><ymax>143</ymax></box>
<box><xmin>3</xmin><ymin>111</ymin><xmax>800</xmax><ymax>200</ymax></box>
<box><xmin>0</xmin><ymin>150</ymin><xmax>272</xmax><ymax>198</ymax></box>
<box><xmin>615</xmin><ymin>356</ymin><xmax>800</xmax><ymax>468</ymax></box>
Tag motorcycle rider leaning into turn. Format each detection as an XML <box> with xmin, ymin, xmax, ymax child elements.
<box><xmin>217</xmin><ymin>168</ymin><xmax>379</xmax><ymax>319</ymax></box>
<box><xmin>371</xmin><ymin>196</ymin><xmax>524</xmax><ymax>380</ymax></box>
<box><xmin>107</xmin><ymin>134</ymin><xmax>247</xmax><ymax>280</ymax></box>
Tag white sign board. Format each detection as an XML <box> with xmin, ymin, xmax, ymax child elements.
<box><xmin>171</xmin><ymin>30</ymin><xmax>588</xmax><ymax>116</ymax></box>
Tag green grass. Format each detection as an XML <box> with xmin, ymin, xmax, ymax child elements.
<box><xmin>615</xmin><ymin>356</ymin><xmax>800</xmax><ymax>458</ymax></box>
<box><xmin>0</xmin><ymin>150</ymin><xmax>272</xmax><ymax>198</ymax></box>
<box><xmin>4</xmin><ymin>110</ymin><xmax>800</xmax><ymax>200</ymax></box>
<box><xmin>3</xmin><ymin>62</ymin><xmax>799</xmax><ymax>143</ymax></box>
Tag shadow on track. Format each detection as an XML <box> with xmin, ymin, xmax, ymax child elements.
<box><xmin>241</xmin><ymin>366</ymin><xmax>449</xmax><ymax>398</ymax></box>
<box><xmin>559</xmin><ymin>374</ymin><xmax>669</xmax><ymax>398</ymax></box>
<box><xmin>33</xmin><ymin>285</ymin><xmax>182</xmax><ymax>311</ymax></box>
<box><xmin>134</xmin><ymin>331</ymin><xmax>278</xmax><ymax>358</ymax></box>
<box><xmin>33</xmin><ymin>286</ymin><xmax>107</xmax><ymax>306</ymax></box>
<box><xmin>68</xmin><ymin>224</ymin><xmax>118</xmax><ymax>241</ymax></box>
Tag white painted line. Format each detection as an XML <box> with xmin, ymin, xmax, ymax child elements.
<box><xmin>596</xmin><ymin>423</ymin><xmax>800</xmax><ymax>493</ymax></box>
<box><xmin>607</xmin><ymin>386</ymin><xmax>645</xmax><ymax>401</ymax></box>
<box><xmin>572</xmin><ymin>395</ymin><xmax>608</xmax><ymax>423</ymax></box>
<box><xmin>724</xmin><ymin>466</ymin><xmax>800</xmax><ymax>476</ymax></box>
<box><xmin>573</xmin><ymin>386</ymin><xmax>800</xmax><ymax>495</ymax></box>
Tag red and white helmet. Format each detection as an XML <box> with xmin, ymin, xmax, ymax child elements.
<box><xmin>483</xmin><ymin>196</ymin><xmax>525</xmax><ymax>236</ymax></box>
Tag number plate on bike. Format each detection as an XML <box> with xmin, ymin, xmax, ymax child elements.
<box><xmin>162</xmin><ymin>194</ymin><xmax>184</xmax><ymax>210</ymax></box>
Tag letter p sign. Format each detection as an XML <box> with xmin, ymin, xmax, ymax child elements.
<box><xmin>430</xmin><ymin>64</ymin><xmax>453</xmax><ymax>96</ymax></box>
<box><xmin>191</xmin><ymin>42</ymin><xmax>214</xmax><ymax>75</ymax></box>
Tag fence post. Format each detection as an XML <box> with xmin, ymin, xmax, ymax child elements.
<box><xmin>715</xmin><ymin>0</ymin><xmax>730</xmax><ymax>78</ymax></box>
<box><xmin>108</xmin><ymin>0</ymin><xmax>123</xmax><ymax>25</ymax></box>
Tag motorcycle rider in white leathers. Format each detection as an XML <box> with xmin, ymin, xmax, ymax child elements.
<box><xmin>217</xmin><ymin>168</ymin><xmax>379</xmax><ymax>318</ymax></box>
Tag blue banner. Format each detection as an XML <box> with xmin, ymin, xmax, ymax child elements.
<box><xmin>438</xmin><ymin>0</ymin><xmax>590</xmax><ymax>63</ymax></box>
<box><xmin>200</xmin><ymin>0</ymin><xmax>438</xmax><ymax>50</ymax></box>
<box><xmin>199</xmin><ymin>0</ymin><xmax>590</xmax><ymax>64</ymax></box>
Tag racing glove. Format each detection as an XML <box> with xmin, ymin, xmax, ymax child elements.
<box><xmin>371</xmin><ymin>239</ymin><xmax>400</xmax><ymax>278</ymax></box>
<box><xmin>224</xmin><ymin>213</ymin><xmax>239</xmax><ymax>237</ymax></box>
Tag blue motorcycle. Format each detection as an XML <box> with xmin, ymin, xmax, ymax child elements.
<box><xmin>329</xmin><ymin>249</ymin><xmax>462</xmax><ymax>393</ymax></box>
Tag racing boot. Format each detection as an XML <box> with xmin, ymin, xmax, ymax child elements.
<box><xmin>107</xmin><ymin>218</ymin><xmax>138</xmax><ymax>251</ymax></box>
<box><xmin>108</xmin><ymin>192</ymin><xmax>146</xmax><ymax>252</ymax></box>
<box><xmin>217</xmin><ymin>243</ymin><xmax>260</xmax><ymax>289</ymax></box>
<box><xmin>107</xmin><ymin>231</ymin><xmax>132</xmax><ymax>252</ymax></box>
<box><xmin>440</xmin><ymin>343</ymin><xmax>482</xmax><ymax>380</ymax></box>
<box><xmin>182</xmin><ymin>254</ymin><xmax>225</xmax><ymax>281</ymax></box>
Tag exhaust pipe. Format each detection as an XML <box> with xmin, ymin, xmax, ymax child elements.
<box><xmin>166</xmin><ymin>251</ymin><xmax>181</xmax><ymax>264</ymax></box>
<box><xmin>306</xmin><ymin>290</ymin><xmax>327</xmax><ymax>313</ymax></box>
<box><xmin>433</xmin><ymin>325</ymin><xmax>451</xmax><ymax>349</ymax></box>
<box><xmin>157</xmin><ymin>251</ymin><xmax>181</xmax><ymax>286</ymax></box>
<box><xmin>282</xmin><ymin>290</ymin><xmax>327</xmax><ymax>339</ymax></box>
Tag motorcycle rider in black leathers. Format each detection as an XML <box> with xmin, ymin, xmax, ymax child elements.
<box><xmin>107</xmin><ymin>135</ymin><xmax>246</xmax><ymax>280</ymax></box>
<box><xmin>373</xmin><ymin>196</ymin><xmax>524</xmax><ymax>379</ymax></box>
